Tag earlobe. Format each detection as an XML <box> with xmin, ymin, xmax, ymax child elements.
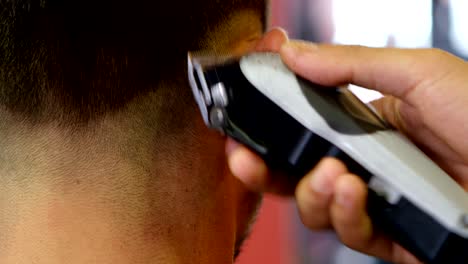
<box><xmin>254</xmin><ymin>27</ymin><xmax>289</xmax><ymax>52</ymax></box>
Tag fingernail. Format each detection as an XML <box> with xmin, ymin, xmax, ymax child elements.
<box><xmin>309</xmin><ymin>170</ymin><xmax>333</xmax><ymax>196</ymax></box>
<box><xmin>225</xmin><ymin>139</ymin><xmax>240</xmax><ymax>156</ymax></box>
<box><xmin>281</xmin><ymin>41</ymin><xmax>318</xmax><ymax>59</ymax></box>
<box><xmin>267</xmin><ymin>26</ymin><xmax>289</xmax><ymax>39</ymax></box>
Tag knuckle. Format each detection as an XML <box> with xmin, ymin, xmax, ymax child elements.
<box><xmin>330</xmin><ymin>206</ymin><xmax>359</xmax><ymax>232</ymax></box>
<box><xmin>296</xmin><ymin>194</ymin><xmax>331</xmax><ymax>230</ymax></box>
<box><xmin>297</xmin><ymin>193</ymin><xmax>328</xmax><ymax>215</ymax></box>
<box><xmin>299</xmin><ymin>211</ymin><xmax>329</xmax><ymax>230</ymax></box>
<box><xmin>419</xmin><ymin>48</ymin><xmax>452</xmax><ymax>64</ymax></box>
<box><xmin>339</xmin><ymin>232</ymin><xmax>368</xmax><ymax>251</ymax></box>
<box><xmin>428</xmin><ymin>48</ymin><xmax>450</xmax><ymax>60</ymax></box>
<box><xmin>334</xmin><ymin>216</ymin><xmax>373</xmax><ymax>251</ymax></box>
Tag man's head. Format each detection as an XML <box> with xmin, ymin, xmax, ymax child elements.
<box><xmin>0</xmin><ymin>0</ymin><xmax>270</xmax><ymax>263</ymax></box>
<box><xmin>0</xmin><ymin>0</ymin><xmax>267</xmax><ymax>122</ymax></box>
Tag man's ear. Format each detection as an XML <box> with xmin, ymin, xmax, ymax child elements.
<box><xmin>254</xmin><ymin>27</ymin><xmax>289</xmax><ymax>52</ymax></box>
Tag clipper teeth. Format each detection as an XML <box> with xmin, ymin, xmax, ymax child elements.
<box><xmin>188</xmin><ymin>51</ymin><xmax>240</xmax><ymax>69</ymax></box>
<box><xmin>187</xmin><ymin>53</ymin><xmax>210</xmax><ymax>126</ymax></box>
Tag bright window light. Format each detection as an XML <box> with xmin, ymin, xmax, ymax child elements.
<box><xmin>332</xmin><ymin>0</ymin><xmax>432</xmax><ymax>48</ymax></box>
<box><xmin>331</xmin><ymin>0</ymin><xmax>432</xmax><ymax>103</ymax></box>
<box><xmin>449</xmin><ymin>0</ymin><xmax>468</xmax><ymax>57</ymax></box>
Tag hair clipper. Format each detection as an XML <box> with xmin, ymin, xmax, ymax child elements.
<box><xmin>187</xmin><ymin>52</ymin><xmax>468</xmax><ymax>264</ymax></box>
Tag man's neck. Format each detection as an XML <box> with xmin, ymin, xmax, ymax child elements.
<box><xmin>0</xmin><ymin>116</ymin><xmax>236</xmax><ymax>263</ymax></box>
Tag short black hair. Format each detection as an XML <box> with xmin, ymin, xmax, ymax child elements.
<box><xmin>0</xmin><ymin>0</ymin><xmax>266</xmax><ymax>124</ymax></box>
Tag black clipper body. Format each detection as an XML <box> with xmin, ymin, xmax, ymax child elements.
<box><xmin>188</xmin><ymin>52</ymin><xmax>468</xmax><ymax>264</ymax></box>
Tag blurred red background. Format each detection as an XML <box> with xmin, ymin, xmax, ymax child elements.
<box><xmin>235</xmin><ymin>1</ymin><xmax>299</xmax><ymax>263</ymax></box>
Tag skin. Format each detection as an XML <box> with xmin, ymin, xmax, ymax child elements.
<box><xmin>228</xmin><ymin>29</ymin><xmax>468</xmax><ymax>264</ymax></box>
<box><xmin>0</xmin><ymin>10</ymin><xmax>265</xmax><ymax>264</ymax></box>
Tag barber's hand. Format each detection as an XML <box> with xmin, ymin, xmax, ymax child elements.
<box><xmin>227</xmin><ymin>28</ymin><xmax>468</xmax><ymax>264</ymax></box>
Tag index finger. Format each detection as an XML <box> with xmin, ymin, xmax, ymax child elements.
<box><xmin>279</xmin><ymin>41</ymin><xmax>466</xmax><ymax>105</ymax></box>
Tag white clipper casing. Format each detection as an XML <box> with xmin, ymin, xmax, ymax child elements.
<box><xmin>188</xmin><ymin>52</ymin><xmax>468</xmax><ymax>264</ymax></box>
